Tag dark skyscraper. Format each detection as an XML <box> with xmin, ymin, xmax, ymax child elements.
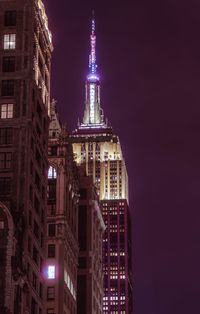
<box><xmin>71</xmin><ymin>18</ymin><xmax>133</xmax><ymax>313</ymax></box>
<box><xmin>77</xmin><ymin>169</ymin><xmax>105</xmax><ymax>314</ymax></box>
<box><xmin>0</xmin><ymin>0</ymin><xmax>52</xmax><ymax>313</ymax></box>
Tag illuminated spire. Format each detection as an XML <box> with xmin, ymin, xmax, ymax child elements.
<box><xmin>80</xmin><ymin>14</ymin><xmax>106</xmax><ymax>128</ymax></box>
<box><xmin>88</xmin><ymin>13</ymin><xmax>98</xmax><ymax>78</ymax></box>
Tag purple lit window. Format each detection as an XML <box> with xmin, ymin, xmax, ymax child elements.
<box><xmin>47</xmin><ymin>265</ymin><xmax>55</xmax><ymax>279</ymax></box>
<box><xmin>48</xmin><ymin>166</ymin><xmax>57</xmax><ymax>179</ymax></box>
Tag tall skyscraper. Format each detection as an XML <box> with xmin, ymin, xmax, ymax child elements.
<box><xmin>71</xmin><ymin>17</ymin><xmax>133</xmax><ymax>313</ymax></box>
<box><xmin>0</xmin><ymin>1</ymin><xmax>52</xmax><ymax>313</ymax></box>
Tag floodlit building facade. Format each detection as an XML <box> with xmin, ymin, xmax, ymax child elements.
<box><xmin>71</xmin><ymin>18</ymin><xmax>133</xmax><ymax>313</ymax></box>
<box><xmin>77</xmin><ymin>169</ymin><xmax>105</xmax><ymax>314</ymax></box>
<box><xmin>46</xmin><ymin>101</ymin><xmax>79</xmax><ymax>314</ymax></box>
<box><xmin>0</xmin><ymin>0</ymin><xmax>52</xmax><ymax>313</ymax></box>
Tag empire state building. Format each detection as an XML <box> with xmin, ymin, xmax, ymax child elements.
<box><xmin>71</xmin><ymin>17</ymin><xmax>133</xmax><ymax>313</ymax></box>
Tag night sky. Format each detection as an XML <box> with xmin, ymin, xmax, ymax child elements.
<box><xmin>43</xmin><ymin>0</ymin><xmax>200</xmax><ymax>313</ymax></box>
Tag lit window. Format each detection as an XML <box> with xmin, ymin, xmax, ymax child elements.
<box><xmin>0</xmin><ymin>104</ymin><xmax>13</xmax><ymax>119</ymax></box>
<box><xmin>3</xmin><ymin>34</ymin><xmax>16</xmax><ymax>50</ymax></box>
<box><xmin>47</xmin><ymin>265</ymin><xmax>55</xmax><ymax>279</ymax></box>
<box><xmin>48</xmin><ymin>166</ymin><xmax>57</xmax><ymax>179</ymax></box>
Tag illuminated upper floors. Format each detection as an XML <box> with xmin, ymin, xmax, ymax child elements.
<box><xmin>71</xmin><ymin>129</ymin><xmax>129</xmax><ymax>201</ymax></box>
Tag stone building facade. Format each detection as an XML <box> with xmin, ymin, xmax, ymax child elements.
<box><xmin>46</xmin><ymin>102</ymin><xmax>79</xmax><ymax>314</ymax></box>
<box><xmin>0</xmin><ymin>201</ymin><xmax>15</xmax><ymax>314</ymax></box>
<box><xmin>0</xmin><ymin>0</ymin><xmax>52</xmax><ymax>313</ymax></box>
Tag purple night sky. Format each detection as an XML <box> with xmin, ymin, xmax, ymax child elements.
<box><xmin>43</xmin><ymin>0</ymin><xmax>200</xmax><ymax>313</ymax></box>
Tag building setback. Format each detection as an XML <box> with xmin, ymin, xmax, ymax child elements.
<box><xmin>77</xmin><ymin>168</ymin><xmax>105</xmax><ymax>314</ymax></box>
<box><xmin>47</xmin><ymin>101</ymin><xmax>79</xmax><ymax>314</ymax></box>
<box><xmin>71</xmin><ymin>18</ymin><xmax>133</xmax><ymax>313</ymax></box>
<box><xmin>0</xmin><ymin>0</ymin><xmax>52</xmax><ymax>313</ymax></box>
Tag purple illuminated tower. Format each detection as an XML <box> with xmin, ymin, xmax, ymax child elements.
<box><xmin>71</xmin><ymin>17</ymin><xmax>133</xmax><ymax>313</ymax></box>
<box><xmin>80</xmin><ymin>17</ymin><xmax>105</xmax><ymax>128</ymax></box>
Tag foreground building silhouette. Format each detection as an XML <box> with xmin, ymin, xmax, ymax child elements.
<box><xmin>46</xmin><ymin>101</ymin><xmax>79</xmax><ymax>314</ymax></box>
<box><xmin>71</xmin><ymin>18</ymin><xmax>133</xmax><ymax>313</ymax></box>
<box><xmin>77</xmin><ymin>169</ymin><xmax>105</xmax><ymax>314</ymax></box>
<box><xmin>0</xmin><ymin>0</ymin><xmax>53</xmax><ymax>313</ymax></box>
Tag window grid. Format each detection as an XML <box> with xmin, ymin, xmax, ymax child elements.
<box><xmin>4</xmin><ymin>11</ymin><xmax>17</xmax><ymax>27</ymax></box>
<box><xmin>48</xmin><ymin>166</ymin><xmax>57</xmax><ymax>179</ymax></box>
<box><xmin>3</xmin><ymin>34</ymin><xmax>16</xmax><ymax>50</ymax></box>
<box><xmin>2</xmin><ymin>56</ymin><xmax>15</xmax><ymax>72</ymax></box>
<box><xmin>1</xmin><ymin>80</ymin><xmax>14</xmax><ymax>96</ymax></box>
<box><xmin>0</xmin><ymin>128</ymin><xmax>13</xmax><ymax>144</ymax></box>
<box><xmin>47</xmin><ymin>286</ymin><xmax>55</xmax><ymax>300</ymax></box>
<box><xmin>0</xmin><ymin>152</ymin><xmax>12</xmax><ymax>169</ymax></box>
<box><xmin>0</xmin><ymin>104</ymin><xmax>13</xmax><ymax>119</ymax></box>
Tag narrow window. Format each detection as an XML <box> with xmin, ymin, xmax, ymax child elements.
<box><xmin>32</xmin><ymin>245</ymin><xmax>39</xmax><ymax>265</ymax></box>
<box><xmin>48</xmin><ymin>166</ymin><xmax>57</xmax><ymax>179</ymax></box>
<box><xmin>39</xmin><ymin>283</ymin><xmax>43</xmax><ymax>299</ymax></box>
<box><xmin>48</xmin><ymin>244</ymin><xmax>55</xmax><ymax>258</ymax></box>
<box><xmin>47</xmin><ymin>287</ymin><xmax>55</xmax><ymax>300</ymax></box>
<box><xmin>33</xmin><ymin>220</ymin><xmax>39</xmax><ymax>239</ymax></box>
<box><xmin>32</xmin><ymin>272</ymin><xmax>37</xmax><ymax>290</ymax></box>
<box><xmin>47</xmin><ymin>265</ymin><xmax>55</xmax><ymax>279</ymax></box>
<box><xmin>48</xmin><ymin>224</ymin><xmax>56</xmax><ymax>237</ymax></box>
